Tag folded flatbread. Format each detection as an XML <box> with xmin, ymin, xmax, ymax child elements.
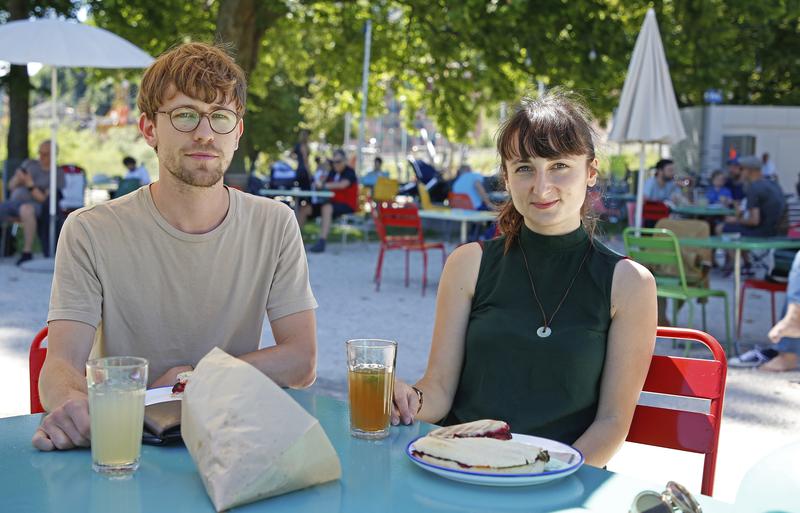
<box><xmin>429</xmin><ymin>419</ymin><xmax>512</xmax><ymax>440</ymax></box>
<box><xmin>411</xmin><ymin>436</ymin><xmax>550</xmax><ymax>474</ymax></box>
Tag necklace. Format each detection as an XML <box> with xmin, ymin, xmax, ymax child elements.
<box><xmin>519</xmin><ymin>240</ymin><xmax>591</xmax><ymax>338</ymax></box>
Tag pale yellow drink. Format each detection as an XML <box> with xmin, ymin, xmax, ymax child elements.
<box><xmin>86</xmin><ymin>356</ymin><xmax>148</xmax><ymax>476</ymax></box>
<box><xmin>89</xmin><ymin>383</ymin><xmax>145</xmax><ymax>468</ymax></box>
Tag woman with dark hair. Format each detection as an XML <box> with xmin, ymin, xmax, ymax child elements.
<box><xmin>392</xmin><ymin>91</ymin><xmax>657</xmax><ymax>467</ymax></box>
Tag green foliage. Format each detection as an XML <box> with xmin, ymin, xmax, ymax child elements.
<box><xmin>6</xmin><ymin>0</ymin><xmax>800</xmax><ymax>168</ymax></box>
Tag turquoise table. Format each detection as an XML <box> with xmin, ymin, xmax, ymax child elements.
<box><xmin>670</xmin><ymin>205</ymin><xmax>735</xmax><ymax>218</ymax></box>
<box><xmin>0</xmin><ymin>391</ymin><xmax>731</xmax><ymax>513</ymax></box>
<box><xmin>735</xmin><ymin>439</ymin><xmax>800</xmax><ymax>513</ymax></box>
<box><xmin>680</xmin><ymin>237</ymin><xmax>800</xmax><ymax>354</ymax></box>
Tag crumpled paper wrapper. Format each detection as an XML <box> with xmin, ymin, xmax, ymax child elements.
<box><xmin>181</xmin><ymin>347</ymin><xmax>341</xmax><ymax>512</ymax></box>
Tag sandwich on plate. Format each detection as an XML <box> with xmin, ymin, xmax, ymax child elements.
<box><xmin>410</xmin><ymin>435</ymin><xmax>551</xmax><ymax>474</ymax></box>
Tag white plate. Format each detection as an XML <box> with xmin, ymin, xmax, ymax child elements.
<box><xmin>406</xmin><ymin>433</ymin><xmax>584</xmax><ymax>487</ymax></box>
<box><xmin>145</xmin><ymin>386</ymin><xmax>181</xmax><ymax>406</ymax></box>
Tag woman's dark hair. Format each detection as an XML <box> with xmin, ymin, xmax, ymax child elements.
<box><xmin>495</xmin><ymin>90</ymin><xmax>599</xmax><ymax>252</ymax></box>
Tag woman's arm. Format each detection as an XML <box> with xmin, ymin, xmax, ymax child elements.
<box><xmin>572</xmin><ymin>258</ymin><xmax>657</xmax><ymax>467</ymax></box>
<box><xmin>392</xmin><ymin>242</ymin><xmax>482</xmax><ymax>425</ymax></box>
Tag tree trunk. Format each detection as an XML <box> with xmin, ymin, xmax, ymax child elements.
<box><xmin>5</xmin><ymin>0</ymin><xmax>30</xmax><ymax>176</ymax></box>
<box><xmin>216</xmin><ymin>0</ymin><xmax>285</xmax><ymax>183</ymax></box>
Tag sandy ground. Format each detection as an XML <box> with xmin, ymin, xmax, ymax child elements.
<box><xmin>1</xmin><ymin>233</ymin><xmax>798</xmax><ymax>504</ymax></box>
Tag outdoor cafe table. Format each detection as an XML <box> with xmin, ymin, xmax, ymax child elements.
<box><xmin>670</xmin><ymin>205</ymin><xmax>735</xmax><ymax>218</ymax></box>
<box><xmin>0</xmin><ymin>390</ymin><xmax>732</xmax><ymax>513</ymax></box>
<box><xmin>679</xmin><ymin>236</ymin><xmax>800</xmax><ymax>354</ymax></box>
<box><xmin>258</xmin><ymin>188</ymin><xmax>335</xmax><ymax>214</ymax></box>
<box><xmin>418</xmin><ymin>208</ymin><xmax>497</xmax><ymax>244</ymax></box>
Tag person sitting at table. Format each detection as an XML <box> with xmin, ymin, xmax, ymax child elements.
<box><xmin>717</xmin><ymin>155</ymin><xmax>785</xmax><ymax>238</ymax></box>
<box><xmin>451</xmin><ymin>164</ymin><xmax>492</xmax><ymax>211</ymax></box>
<box><xmin>361</xmin><ymin>156</ymin><xmax>390</xmax><ymax>194</ymax></box>
<box><xmin>705</xmin><ymin>170</ymin><xmax>733</xmax><ymax>206</ymax></box>
<box><xmin>643</xmin><ymin>159</ymin><xmax>684</xmax><ymax>204</ymax></box>
<box><xmin>391</xmin><ymin>91</ymin><xmax>657</xmax><ymax>468</ymax></box>
<box><xmin>724</xmin><ymin>158</ymin><xmax>746</xmax><ymax>204</ymax></box>
<box><xmin>298</xmin><ymin>148</ymin><xmax>358</xmax><ymax>253</ymax></box>
<box><xmin>122</xmin><ymin>156</ymin><xmax>151</xmax><ymax>185</ymax></box>
<box><xmin>33</xmin><ymin>42</ymin><xmax>319</xmax><ymax>452</ymax></box>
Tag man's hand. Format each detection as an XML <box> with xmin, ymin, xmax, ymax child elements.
<box><xmin>32</xmin><ymin>394</ymin><xmax>91</xmax><ymax>451</ymax></box>
<box><xmin>150</xmin><ymin>365</ymin><xmax>193</xmax><ymax>389</ymax></box>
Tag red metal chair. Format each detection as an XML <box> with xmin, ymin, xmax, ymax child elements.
<box><xmin>29</xmin><ymin>327</ymin><xmax>48</xmax><ymax>414</ymax></box>
<box><xmin>626</xmin><ymin>327</ymin><xmax>727</xmax><ymax>496</ymax></box>
<box><xmin>447</xmin><ymin>192</ymin><xmax>474</xmax><ymax>210</ymax></box>
<box><xmin>372</xmin><ymin>203</ymin><xmax>447</xmax><ymax>296</ymax></box>
<box><xmin>626</xmin><ymin>200</ymin><xmax>671</xmax><ymax>227</ymax></box>
<box><xmin>737</xmin><ymin>223</ymin><xmax>800</xmax><ymax>336</ymax></box>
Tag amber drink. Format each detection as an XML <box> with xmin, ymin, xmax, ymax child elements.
<box><xmin>346</xmin><ymin>339</ymin><xmax>397</xmax><ymax>439</ymax></box>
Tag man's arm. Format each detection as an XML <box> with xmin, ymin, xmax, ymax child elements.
<box><xmin>238</xmin><ymin>309</ymin><xmax>317</xmax><ymax>388</ymax></box>
<box><xmin>32</xmin><ymin>320</ymin><xmax>96</xmax><ymax>451</ymax></box>
<box><xmin>474</xmin><ymin>179</ymin><xmax>492</xmax><ymax>207</ymax></box>
<box><xmin>323</xmin><ymin>179</ymin><xmax>352</xmax><ymax>191</ymax></box>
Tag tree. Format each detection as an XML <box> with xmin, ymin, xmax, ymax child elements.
<box><xmin>1</xmin><ymin>0</ymin><xmax>75</xmax><ymax>170</ymax></box>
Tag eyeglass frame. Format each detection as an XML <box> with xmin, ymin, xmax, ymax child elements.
<box><xmin>155</xmin><ymin>106</ymin><xmax>241</xmax><ymax>135</ymax></box>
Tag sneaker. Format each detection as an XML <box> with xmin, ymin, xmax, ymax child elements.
<box><xmin>308</xmin><ymin>239</ymin><xmax>326</xmax><ymax>253</ymax></box>
<box><xmin>728</xmin><ymin>347</ymin><xmax>779</xmax><ymax>368</ymax></box>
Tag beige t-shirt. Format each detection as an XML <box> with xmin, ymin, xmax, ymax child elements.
<box><xmin>48</xmin><ymin>186</ymin><xmax>317</xmax><ymax>383</ymax></box>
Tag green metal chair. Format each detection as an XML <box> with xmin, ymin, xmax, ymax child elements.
<box><xmin>623</xmin><ymin>227</ymin><xmax>732</xmax><ymax>355</ymax></box>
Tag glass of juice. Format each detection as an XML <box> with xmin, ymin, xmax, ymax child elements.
<box><xmin>346</xmin><ymin>339</ymin><xmax>397</xmax><ymax>439</ymax></box>
<box><xmin>86</xmin><ymin>356</ymin><xmax>148</xmax><ymax>477</ymax></box>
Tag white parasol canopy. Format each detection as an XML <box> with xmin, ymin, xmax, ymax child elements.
<box><xmin>608</xmin><ymin>8</ymin><xmax>686</xmax><ymax>228</ymax></box>
<box><xmin>0</xmin><ymin>18</ymin><xmax>153</xmax><ymax>257</ymax></box>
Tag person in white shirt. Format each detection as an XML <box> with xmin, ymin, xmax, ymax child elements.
<box><xmin>123</xmin><ymin>156</ymin><xmax>151</xmax><ymax>185</ymax></box>
<box><xmin>762</xmin><ymin>152</ymin><xmax>777</xmax><ymax>180</ymax></box>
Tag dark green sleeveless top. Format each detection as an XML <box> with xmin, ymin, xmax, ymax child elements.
<box><xmin>443</xmin><ymin>225</ymin><xmax>624</xmax><ymax>444</ymax></box>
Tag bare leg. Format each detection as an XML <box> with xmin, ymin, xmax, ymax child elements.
<box><xmin>297</xmin><ymin>203</ymin><xmax>311</xmax><ymax>227</ymax></box>
<box><xmin>320</xmin><ymin>203</ymin><xmax>333</xmax><ymax>239</ymax></box>
<box><xmin>768</xmin><ymin>303</ymin><xmax>800</xmax><ymax>342</ymax></box>
<box><xmin>760</xmin><ymin>352</ymin><xmax>799</xmax><ymax>372</ymax></box>
<box><xmin>19</xmin><ymin>203</ymin><xmax>37</xmax><ymax>253</ymax></box>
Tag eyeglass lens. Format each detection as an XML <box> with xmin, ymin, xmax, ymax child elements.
<box><xmin>169</xmin><ymin>107</ymin><xmax>238</xmax><ymax>134</ymax></box>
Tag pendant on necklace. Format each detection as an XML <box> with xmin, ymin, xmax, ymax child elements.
<box><xmin>536</xmin><ymin>326</ymin><xmax>552</xmax><ymax>338</ymax></box>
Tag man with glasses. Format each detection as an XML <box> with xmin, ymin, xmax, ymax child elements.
<box><xmin>33</xmin><ymin>43</ymin><xmax>318</xmax><ymax>451</ymax></box>
<box><xmin>297</xmin><ymin>148</ymin><xmax>358</xmax><ymax>253</ymax></box>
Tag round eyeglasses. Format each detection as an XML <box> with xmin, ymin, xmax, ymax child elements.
<box><xmin>156</xmin><ymin>107</ymin><xmax>240</xmax><ymax>135</ymax></box>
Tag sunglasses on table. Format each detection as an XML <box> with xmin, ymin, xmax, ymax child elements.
<box><xmin>156</xmin><ymin>107</ymin><xmax>240</xmax><ymax>134</ymax></box>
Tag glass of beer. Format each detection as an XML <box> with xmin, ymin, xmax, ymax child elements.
<box><xmin>346</xmin><ymin>339</ymin><xmax>397</xmax><ymax>439</ymax></box>
<box><xmin>86</xmin><ymin>356</ymin><xmax>148</xmax><ymax>477</ymax></box>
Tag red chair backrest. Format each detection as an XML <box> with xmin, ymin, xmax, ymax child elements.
<box><xmin>447</xmin><ymin>192</ymin><xmax>474</xmax><ymax>210</ymax></box>
<box><xmin>374</xmin><ymin>203</ymin><xmax>424</xmax><ymax>245</ymax></box>
<box><xmin>626</xmin><ymin>327</ymin><xmax>727</xmax><ymax>496</ymax></box>
<box><xmin>643</xmin><ymin>200</ymin><xmax>671</xmax><ymax>221</ymax></box>
<box><xmin>29</xmin><ymin>327</ymin><xmax>48</xmax><ymax>414</ymax></box>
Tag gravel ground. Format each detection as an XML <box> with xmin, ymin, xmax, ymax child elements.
<box><xmin>1</xmin><ymin>232</ymin><xmax>798</xmax><ymax>503</ymax></box>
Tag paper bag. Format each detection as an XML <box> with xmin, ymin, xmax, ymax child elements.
<box><xmin>181</xmin><ymin>348</ymin><xmax>341</xmax><ymax>512</ymax></box>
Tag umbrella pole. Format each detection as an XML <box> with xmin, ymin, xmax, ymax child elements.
<box><xmin>636</xmin><ymin>142</ymin><xmax>646</xmax><ymax>229</ymax></box>
<box><xmin>49</xmin><ymin>67</ymin><xmax>58</xmax><ymax>258</ymax></box>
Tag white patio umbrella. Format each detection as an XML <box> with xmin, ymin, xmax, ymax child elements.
<box><xmin>0</xmin><ymin>18</ymin><xmax>153</xmax><ymax>257</ymax></box>
<box><xmin>608</xmin><ymin>8</ymin><xmax>686</xmax><ymax>228</ymax></box>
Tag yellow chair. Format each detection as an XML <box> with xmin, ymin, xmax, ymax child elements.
<box><xmin>373</xmin><ymin>177</ymin><xmax>399</xmax><ymax>203</ymax></box>
<box><xmin>417</xmin><ymin>183</ymin><xmax>448</xmax><ymax>212</ymax></box>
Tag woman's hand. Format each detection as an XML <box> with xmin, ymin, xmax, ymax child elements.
<box><xmin>392</xmin><ymin>379</ymin><xmax>421</xmax><ymax>426</ymax></box>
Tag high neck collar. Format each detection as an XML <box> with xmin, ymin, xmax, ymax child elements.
<box><xmin>519</xmin><ymin>224</ymin><xmax>589</xmax><ymax>252</ymax></box>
